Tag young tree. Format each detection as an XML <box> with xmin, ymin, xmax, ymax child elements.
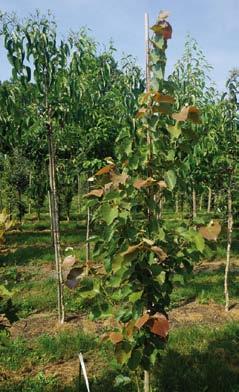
<box><xmin>71</xmin><ymin>12</ymin><xmax>204</xmax><ymax>390</ymax></box>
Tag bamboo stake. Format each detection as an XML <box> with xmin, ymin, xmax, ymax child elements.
<box><xmin>48</xmin><ymin>127</ymin><xmax>65</xmax><ymax>324</ymax></box>
<box><xmin>144</xmin><ymin>12</ymin><xmax>151</xmax><ymax>392</ymax></box>
<box><xmin>144</xmin><ymin>370</ymin><xmax>150</xmax><ymax>392</ymax></box>
<box><xmin>224</xmin><ymin>184</ymin><xmax>233</xmax><ymax>311</ymax></box>
<box><xmin>85</xmin><ymin>181</ymin><xmax>91</xmax><ymax>275</ymax></box>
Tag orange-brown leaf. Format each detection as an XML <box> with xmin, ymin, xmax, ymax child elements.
<box><xmin>136</xmin><ymin>107</ymin><xmax>147</xmax><ymax>118</ymax></box>
<box><xmin>121</xmin><ymin>243</ymin><xmax>143</xmax><ymax>257</ymax></box>
<box><xmin>172</xmin><ymin>106</ymin><xmax>201</xmax><ymax>123</ymax></box>
<box><xmin>133</xmin><ymin>177</ymin><xmax>156</xmax><ymax>190</ymax></box>
<box><xmin>95</xmin><ymin>165</ymin><xmax>115</xmax><ymax>176</ymax></box>
<box><xmin>157</xmin><ymin>180</ymin><xmax>167</xmax><ymax>189</ymax></box>
<box><xmin>159</xmin><ymin>10</ymin><xmax>170</xmax><ymax>20</ymax></box>
<box><xmin>85</xmin><ymin>189</ymin><xmax>104</xmax><ymax>198</ymax></box>
<box><xmin>111</xmin><ymin>172</ymin><xmax>129</xmax><ymax>187</ymax></box>
<box><xmin>125</xmin><ymin>320</ymin><xmax>136</xmax><ymax>338</ymax></box>
<box><xmin>199</xmin><ymin>220</ymin><xmax>221</xmax><ymax>241</ymax></box>
<box><xmin>153</xmin><ymin>92</ymin><xmax>175</xmax><ymax>104</ymax></box>
<box><xmin>135</xmin><ymin>313</ymin><xmax>150</xmax><ymax>329</ymax></box>
<box><xmin>147</xmin><ymin>313</ymin><xmax>169</xmax><ymax>338</ymax></box>
<box><xmin>151</xmin><ymin>246</ymin><xmax>168</xmax><ymax>262</ymax></box>
<box><xmin>109</xmin><ymin>332</ymin><xmax>124</xmax><ymax>344</ymax></box>
<box><xmin>151</xmin><ymin>21</ymin><xmax>172</xmax><ymax>39</ymax></box>
<box><xmin>62</xmin><ymin>255</ymin><xmax>76</xmax><ymax>269</ymax></box>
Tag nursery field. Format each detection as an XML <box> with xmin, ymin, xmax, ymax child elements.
<box><xmin>0</xmin><ymin>7</ymin><xmax>239</xmax><ymax>392</ymax></box>
<box><xmin>1</xmin><ymin>210</ymin><xmax>239</xmax><ymax>391</ymax></box>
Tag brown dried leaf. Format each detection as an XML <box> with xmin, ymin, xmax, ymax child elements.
<box><xmin>136</xmin><ymin>107</ymin><xmax>147</xmax><ymax>118</ymax></box>
<box><xmin>85</xmin><ymin>189</ymin><xmax>104</xmax><ymax>198</ymax></box>
<box><xmin>121</xmin><ymin>243</ymin><xmax>143</xmax><ymax>257</ymax></box>
<box><xmin>62</xmin><ymin>255</ymin><xmax>76</xmax><ymax>270</ymax></box>
<box><xmin>157</xmin><ymin>180</ymin><xmax>167</xmax><ymax>189</ymax></box>
<box><xmin>199</xmin><ymin>220</ymin><xmax>221</xmax><ymax>241</ymax></box>
<box><xmin>125</xmin><ymin>320</ymin><xmax>136</xmax><ymax>338</ymax></box>
<box><xmin>153</xmin><ymin>92</ymin><xmax>175</xmax><ymax>104</ymax></box>
<box><xmin>109</xmin><ymin>331</ymin><xmax>124</xmax><ymax>344</ymax></box>
<box><xmin>151</xmin><ymin>246</ymin><xmax>168</xmax><ymax>262</ymax></box>
<box><xmin>151</xmin><ymin>21</ymin><xmax>172</xmax><ymax>39</ymax></box>
<box><xmin>133</xmin><ymin>177</ymin><xmax>156</xmax><ymax>190</ymax></box>
<box><xmin>111</xmin><ymin>172</ymin><xmax>129</xmax><ymax>187</ymax></box>
<box><xmin>147</xmin><ymin>313</ymin><xmax>169</xmax><ymax>338</ymax></box>
<box><xmin>65</xmin><ymin>267</ymin><xmax>85</xmax><ymax>289</ymax></box>
<box><xmin>135</xmin><ymin>313</ymin><xmax>150</xmax><ymax>329</ymax></box>
<box><xmin>95</xmin><ymin>164</ymin><xmax>115</xmax><ymax>176</ymax></box>
<box><xmin>159</xmin><ymin>10</ymin><xmax>170</xmax><ymax>20</ymax></box>
<box><xmin>172</xmin><ymin>106</ymin><xmax>201</xmax><ymax>123</ymax></box>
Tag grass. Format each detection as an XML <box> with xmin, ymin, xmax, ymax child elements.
<box><xmin>0</xmin><ymin>329</ymin><xmax>96</xmax><ymax>370</ymax></box>
<box><xmin>1</xmin><ymin>212</ymin><xmax>239</xmax><ymax>391</ymax></box>
<box><xmin>1</xmin><ymin>323</ymin><xmax>239</xmax><ymax>391</ymax></box>
<box><xmin>171</xmin><ymin>266</ymin><xmax>239</xmax><ymax>307</ymax></box>
<box><xmin>155</xmin><ymin>322</ymin><xmax>239</xmax><ymax>392</ymax></box>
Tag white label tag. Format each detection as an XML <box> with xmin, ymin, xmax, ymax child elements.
<box><xmin>79</xmin><ymin>353</ymin><xmax>90</xmax><ymax>392</ymax></box>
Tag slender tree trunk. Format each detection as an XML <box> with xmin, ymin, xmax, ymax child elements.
<box><xmin>28</xmin><ymin>172</ymin><xmax>32</xmax><ymax>215</ymax></box>
<box><xmin>214</xmin><ymin>194</ymin><xmax>218</xmax><ymax>211</ymax></box>
<box><xmin>48</xmin><ymin>190</ymin><xmax>54</xmax><ymax>246</ymax></box>
<box><xmin>47</xmin><ymin>126</ymin><xmax>64</xmax><ymax>324</ymax></box>
<box><xmin>175</xmin><ymin>193</ymin><xmax>179</xmax><ymax>214</ymax></box>
<box><xmin>144</xmin><ymin>370</ymin><xmax>150</xmax><ymax>392</ymax></box>
<box><xmin>199</xmin><ymin>193</ymin><xmax>203</xmax><ymax>211</ymax></box>
<box><xmin>85</xmin><ymin>183</ymin><xmax>91</xmax><ymax>275</ymax></box>
<box><xmin>224</xmin><ymin>185</ymin><xmax>233</xmax><ymax>312</ymax></box>
<box><xmin>159</xmin><ymin>196</ymin><xmax>164</xmax><ymax>219</ymax></box>
<box><xmin>192</xmin><ymin>187</ymin><xmax>197</xmax><ymax>219</ymax></box>
<box><xmin>77</xmin><ymin>174</ymin><xmax>81</xmax><ymax>214</ymax></box>
<box><xmin>207</xmin><ymin>187</ymin><xmax>212</xmax><ymax>213</ymax></box>
<box><xmin>18</xmin><ymin>190</ymin><xmax>22</xmax><ymax>223</ymax></box>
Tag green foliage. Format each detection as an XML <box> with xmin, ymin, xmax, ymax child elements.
<box><xmin>77</xmin><ymin>13</ymin><xmax>204</xmax><ymax>372</ymax></box>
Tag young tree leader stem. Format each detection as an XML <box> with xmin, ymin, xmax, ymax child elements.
<box><xmin>47</xmin><ymin>122</ymin><xmax>65</xmax><ymax>324</ymax></box>
<box><xmin>224</xmin><ymin>179</ymin><xmax>233</xmax><ymax>312</ymax></box>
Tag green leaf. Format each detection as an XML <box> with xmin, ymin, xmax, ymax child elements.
<box><xmin>164</xmin><ymin>170</ymin><xmax>176</xmax><ymax>190</ymax></box>
<box><xmin>100</xmin><ymin>204</ymin><xmax>118</xmax><ymax>225</ymax></box>
<box><xmin>114</xmin><ymin>375</ymin><xmax>131</xmax><ymax>387</ymax></box>
<box><xmin>128</xmin><ymin>290</ymin><xmax>143</xmax><ymax>303</ymax></box>
<box><xmin>194</xmin><ymin>232</ymin><xmax>205</xmax><ymax>253</ymax></box>
<box><xmin>128</xmin><ymin>348</ymin><xmax>143</xmax><ymax>370</ymax></box>
<box><xmin>167</xmin><ymin>124</ymin><xmax>181</xmax><ymax>139</ymax></box>
<box><xmin>154</xmin><ymin>271</ymin><xmax>166</xmax><ymax>284</ymax></box>
<box><xmin>115</xmin><ymin>342</ymin><xmax>132</xmax><ymax>365</ymax></box>
<box><xmin>112</xmin><ymin>254</ymin><xmax>124</xmax><ymax>273</ymax></box>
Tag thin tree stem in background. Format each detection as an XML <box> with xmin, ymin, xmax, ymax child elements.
<box><xmin>199</xmin><ymin>193</ymin><xmax>203</xmax><ymax>211</ymax></box>
<box><xmin>207</xmin><ymin>186</ymin><xmax>212</xmax><ymax>213</ymax></box>
<box><xmin>192</xmin><ymin>187</ymin><xmax>197</xmax><ymax>219</ymax></box>
<box><xmin>225</xmin><ymin>185</ymin><xmax>233</xmax><ymax>312</ymax></box>
<box><xmin>77</xmin><ymin>174</ymin><xmax>81</xmax><ymax>214</ymax></box>
<box><xmin>175</xmin><ymin>193</ymin><xmax>179</xmax><ymax>214</ymax></box>
<box><xmin>85</xmin><ymin>205</ymin><xmax>91</xmax><ymax>275</ymax></box>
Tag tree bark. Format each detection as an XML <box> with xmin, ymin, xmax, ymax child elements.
<box><xmin>77</xmin><ymin>174</ymin><xmax>81</xmax><ymax>214</ymax></box>
<box><xmin>192</xmin><ymin>187</ymin><xmax>197</xmax><ymax>219</ymax></box>
<box><xmin>175</xmin><ymin>193</ymin><xmax>179</xmax><ymax>214</ymax></box>
<box><xmin>28</xmin><ymin>172</ymin><xmax>32</xmax><ymax>215</ymax></box>
<box><xmin>199</xmin><ymin>193</ymin><xmax>203</xmax><ymax>211</ymax></box>
<box><xmin>224</xmin><ymin>185</ymin><xmax>233</xmax><ymax>312</ymax></box>
<box><xmin>207</xmin><ymin>187</ymin><xmax>212</xmax><ymax>213</ymax></box>
<box><xmin>48</xmin><ymin>127</ymin><xmax>64</xmax><ymax>324</ymax></box>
